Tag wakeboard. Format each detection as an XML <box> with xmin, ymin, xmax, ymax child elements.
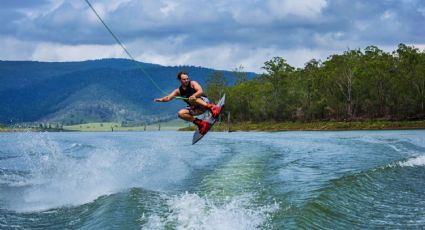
<box><xmin>192</xmin><ymin>94</ymin><xmax>226</xmax><ymax>145</ymax></box>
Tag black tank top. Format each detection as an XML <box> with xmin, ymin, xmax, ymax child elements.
<box><xmin>179</xmin><ymin>81</ymin><xmax>206</xmax><ymax>105</ymax></box>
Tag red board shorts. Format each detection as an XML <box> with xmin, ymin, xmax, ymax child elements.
<box><xmin>186</xmin><ymin>96</ymin><xmax>210</xmax><ymax>116</ymax></box>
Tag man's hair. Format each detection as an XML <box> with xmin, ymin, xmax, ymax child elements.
<box><xmin>177</xmin><ymin>71</ymin><xmax>189</xmax><ymax>80</ymax></box>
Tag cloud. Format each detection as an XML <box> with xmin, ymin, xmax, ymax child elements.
<box><xmin>419</xmin><ymin>7</ymin><xmax>425</xmax><ymax>16</ymax></box>
<box><xmin>0</xmin><ymin>0</ymin><xmax>424</xmax><ymax>72</ymax></box>
<box><xmin>0</xmin><ymin>37</ymin><xmax>36</xmax><ymax>60</ymax></box>
<box><xmin>266</xmin><ymin>0</ymin><xmax>328</xmax><ymax>19</ymax></box>
<box><xmin>0</xmin><ymin>0</ymin><xmax>51</xmax><ymax>9</ymax></box>
<box><xmin>409</xmin><ymin>43</ymin><xmax>425</xmax><ymax>51</ymax></box>
<box><xmin>126</xmin><ymin>38</ymin><xmax>336</xmax><ymax>72</ymax></box>
<box><xmin>0</xmin><ymin>36</ymin><xmax>124</xmax><ymax>62</ymax></box>
<box><xmin>0</xmin><ymin>34</ymin><xmax>399</xmax><ymax>73</ymax></box>
<box><xmin>31</xmin><ymin>43</ymin><xmax>124</xmax><ymax>61</ymax></box>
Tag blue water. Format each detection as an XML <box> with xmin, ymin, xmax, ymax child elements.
<box><xmin>1</xmin><ymin>130</ymin><xmax>425</xmax><ymax>229</ymax></box>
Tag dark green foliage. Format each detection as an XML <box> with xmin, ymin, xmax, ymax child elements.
<box><xmin>205</xmin><ymin>71</ymin><xmax>227</xmax><ymax>103</ymax></box>
<box><xmin>232</xmin><ymin>66</ymin><xmax>248</xmax><ymax>85</ymax></box>
<box><xmin>221</xmin><ymin>44</ymin><xmax>425</xmax><ymax>122</ymax></box>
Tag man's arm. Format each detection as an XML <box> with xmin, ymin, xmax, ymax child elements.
<box><xmin>188</xmin><ymin>81</ymin><xmax>204</xmax><ymax>102</ymax></box>
<box><xmin>154</xmin><ymin>89</ymin><xmax>179</xmax><ymax>102</ymax></box>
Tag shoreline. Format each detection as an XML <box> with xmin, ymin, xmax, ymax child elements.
<box><xmin>179</xmin><ymin>120</ymin><xmax>425</xmax><ymax>132</ymax></box>
<box><xmin>2</xmin><ymin>120</ymin><xmax>425</xmax><ymax>132</ymax></box>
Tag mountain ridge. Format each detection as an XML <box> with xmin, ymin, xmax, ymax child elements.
<box><xmin>0</xmin><ymin>58</ymin><xmax>256</xmax><ymax>124</ymax></box>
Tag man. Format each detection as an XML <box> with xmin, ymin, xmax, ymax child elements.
<box><xmin>154</xmin><ymin>71</ymin><xmax>222</xmax><ymax>134</ymax></box>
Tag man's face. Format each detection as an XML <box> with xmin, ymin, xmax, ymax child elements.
<box><xmin>180</xmin><ymin>74</ymin><xmax>189</xmax><ymax>86</ymax></box>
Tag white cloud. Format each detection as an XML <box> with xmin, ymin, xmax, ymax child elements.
<box><xmin>220</xmin><ymin>0</ymin><xmax>327</xmax><ymax>25</ymax></box>
<box><xmin>134</xmin><ymin>43</ymin><xmax>257</xmax><ymax>71</ymax></box>
<box><xmin>267</xmin><ymin>0</ymin><xmax>328</xmax><ymax>19</ymax></box>
<box><xmin>408</xmin><ymin>43</ymin><xmax>425</xmax><ymax>51</ymax></box>
<box><xmin>353</xmin><ymin>20</ymin><xmax>370</xmax><ymax>32</ymax></box>
<box><xmin>380</xmin><ymin>10</ymin><xmax>396</xmax><ymax>21</ymax></box>
<box><xmin>31</xmin><ymin>43</ymin><xmax>124</xmax><ymax>61</ymax></box>
<box><xmin>0</xmin><ymin>36</ymin><xmax>126</xmax><ymax>63</ymax></box>
<box><xmin>0</xmin><ymin>0</ymin><xmax>424</xmax><ymax>73</ymax></box>
<box><xmin>159</xmin><ymin>2</ymin><xmax>177</xmax><ymax>16</ymax></box>
<box><xmin>313</xmin><ymin>32</ymin><xmax>349</xmax><ymax>49</ymax></box>
<box><xmin>418</xmin><ymin>7</ymin><xmax>425</xmax><ymax>17</ymax></box>
<box><xmin>283</xmin><ymin>48</ymin><xmax>328</xmax><ymax>67</ymax></box>
<box><xmin>128</xmin><ymin>40</ymin><xmax>276</xmax><ymax>72</ymax></box>
<box><xmin>128</xmin><ymin>39</ymin><xmax>335</xmax><ymax>72</ymax></box>
<box><xmin>0</xmin><ymin>37</ymin><xmax>35</xmax><ymax>60</ymax></box>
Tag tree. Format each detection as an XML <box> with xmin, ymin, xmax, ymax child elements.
<box><xmin>205</xmin><ymin>71</ymin><xmax>227</xmax><ymax>103</ymax></box>
<box><xmin>232</xmin><ymin>65</ymin><xmax>248</xmax><ymax>85</ymax></box>
<box><xmin>299</xmin><ymin>59</ymin><xmax>322</xmax><ymax>121</ymax></box>
<box><xmin>359</xmin><ymin>46</ymin><xmax>395</xmax><ymax>118</ymax></box>
<box><xmin>263</xmin><ymin>57</ymin><xmax>294</xmax><ymax>74</ymax></box>
<box><xmin>395</xmin><ymin>43</ymin><xmax>425</xmax><ymax>118</ymax></box>
<box><xmin>262</xmin><ymin>57</ymin><xmax>295</xmax><ymax>121</ymax></box>
<box><xmin>322</xmin><ymin>50</ymin><xmax>362</xmax><ymax>120</ymax></box>
<box><xmin>213</xmin><ymin>45</ymin><xmax>425</xmax><ymax>123</ymax></box>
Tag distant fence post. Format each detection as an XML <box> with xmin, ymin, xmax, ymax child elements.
<box><xmin>158</xmin><ymin>117</ymin><xmax>161</xmax><ymax>131</ymax></box>
<box><xmin>227</xmin><ymin>111</ymin><xmax>231</xmax><ymax>132</ymax></box>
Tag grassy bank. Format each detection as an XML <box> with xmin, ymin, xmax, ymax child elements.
<box><xmin>179</xmin><ymin>120</ymin><xmax>425</xmax><ymax>132</ymax></box>
<box><xmin>0</xmin><ymin>127</ymin><xmax>65</xmax><ymax>132</ymax></box>
<box><xmin>63</xmin><ymin>119</ymin><xmax>189</xmax><ymax>132</ymax></box>
<box><xmin>0</xmin><ymin>127</ymin><xmax>37</xmax><ymax>132</ymax></box>
<box><xmin>1</xmin><ymin>119</ymin><xmax>189</xmax><ymax>132</ymax></box>
<box><xmin>2</xmin><ymin>120</ymin><xmax>424</xmax><ymax>132</ymax></box>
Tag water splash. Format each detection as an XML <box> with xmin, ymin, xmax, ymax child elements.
<box><xmin>143</xmin><ymin>192</ymin><xmax>278</xmax><ymax>230</ymax></box>
<box><xmin>2</xmin><ymin>132</ymin><xmax>189</xmax><ymax>212</ymax></box>
<box><xmin>9</xmin><ymin>138</ymin><xmax>132</xmax><ymax>211</ymax></box>
<box><xmin>398</xmin><ymin>155</ymin><xmax>425</xmax><ymax>167</ymax></box>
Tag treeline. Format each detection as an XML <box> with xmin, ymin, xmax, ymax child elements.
<box><xmin>206</xmin><ymin>44</ymin><xmax>425</xmax><ymax>122</ymax></box>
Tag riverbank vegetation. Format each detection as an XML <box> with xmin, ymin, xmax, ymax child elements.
<box><xmin>179</xmin><ymin>120</ymin><xmax>425</xmax><ymax>132</ymax></box>
<box><xmin>206</xmin><ymin>44</ymin><xmax>425</xmax><ymax>124</ymax></box>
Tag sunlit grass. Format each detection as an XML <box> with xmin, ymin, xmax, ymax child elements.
<box><xmin>63</xmin><ymin>119</ymin><xmax>190</xmax><ymax>132</ymax></box>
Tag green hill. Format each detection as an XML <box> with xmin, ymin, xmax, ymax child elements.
<box><xmin>0</xmin><ymin>59</ymin><xmax>255</xmax><ymax>125</ymax></box>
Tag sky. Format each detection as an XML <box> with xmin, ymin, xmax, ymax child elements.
<box><xmin>1</xmin><ymin>0</ymin><xmax>424</xmax><ymax>72</ymax></box>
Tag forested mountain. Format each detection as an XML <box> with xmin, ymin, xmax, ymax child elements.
<box><xmin>0</xmin><ymin>59</ymin><xmax>253</xmax><ymax>125</ymax></box>
<box><xmin>217</xmin><ymin>44</ymin><xmax>425</xmax><ymax>122</ymax></box>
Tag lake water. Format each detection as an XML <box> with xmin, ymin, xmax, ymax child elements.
<box><xmin>1</xmin><ymin>130</ymin><xmax>424</xmax><ymax>229</ymax></box>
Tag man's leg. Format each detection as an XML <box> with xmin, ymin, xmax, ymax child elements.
<box><xmin>177</xmin><ymin>107</ymin><xmax>210</xmax><ymax>135</ymax></box>
<box><xmin>177</xmin><ymin>109</ymin><xmax>195</xmax><ymax>122</ymax></box>
<box><xmin>191</xmin><ymin>98</ymin><xmax>222</xmax><ymax>119</ymax></box>
<box><xmin>192</xmin><ymin>98</ymin><xmax>209</xmax><ymax>108</ymax></box>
